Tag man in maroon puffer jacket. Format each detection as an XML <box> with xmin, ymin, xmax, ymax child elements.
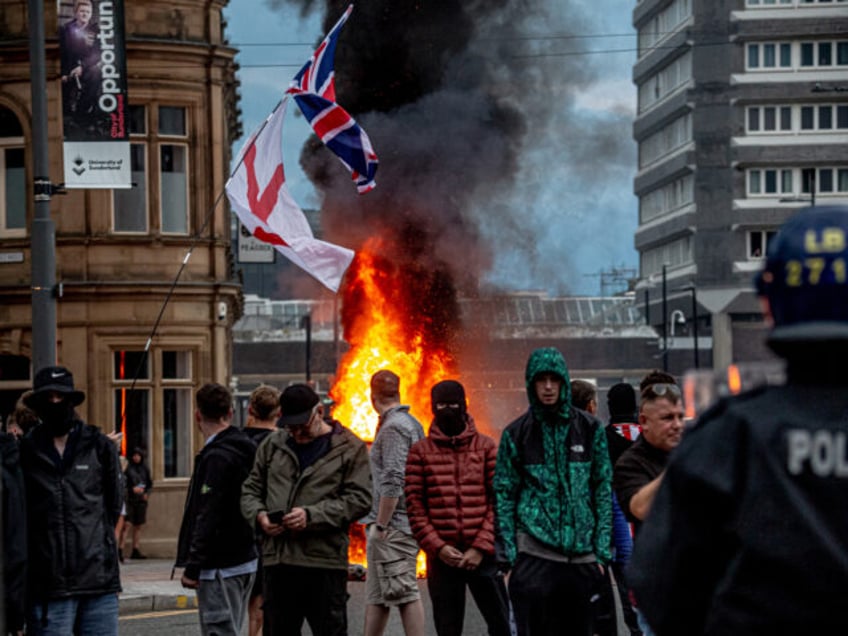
<box><xmin>405</xmin><ymin>380</ymin><xmax>511</xmax><ymax>636</ymax></box>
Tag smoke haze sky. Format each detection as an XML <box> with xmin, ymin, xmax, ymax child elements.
<box><xmin>224</xmin><ymin>0</ymin><xmax>638</xmax><ymax>296</ymax></box>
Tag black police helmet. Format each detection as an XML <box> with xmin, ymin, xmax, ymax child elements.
<box><xmin>755</xmin><ymin>205</ymin><xmax>848</xmax><ymax>349</ymax></box>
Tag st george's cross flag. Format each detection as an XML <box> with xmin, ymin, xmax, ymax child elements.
<box><xmin>287</xmin><ymin>4</ymin><xmax>378</xmax><ymax>193</ymax></box>
<box><xmin>225</xmin><ymin>100</ymin><xmax>354</xmax><ymax>292</ymax></box>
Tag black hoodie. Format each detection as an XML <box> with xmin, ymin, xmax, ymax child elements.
<box><xmin>175</xmin><ymin>426</ymin><xmax>258</xmax><ymax>579</ymax></box>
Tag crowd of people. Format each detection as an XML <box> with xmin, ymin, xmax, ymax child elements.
<box><xmin>1</xmin><ymin>205</ymin><xmax>847</xmax><ymax>635</ymax></box>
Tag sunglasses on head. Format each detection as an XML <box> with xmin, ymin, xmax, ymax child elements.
<box><xmin>642</xmin><ymin>383</ymin><xmax>681</xmax><ymax>399</ymax></box>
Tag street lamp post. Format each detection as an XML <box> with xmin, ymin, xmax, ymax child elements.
<box><xmin>29</xmin><ymin>0</ymin><xmax>57</xmax><ymax>370</ymax></box>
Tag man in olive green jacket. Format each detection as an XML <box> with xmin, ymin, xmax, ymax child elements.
<box><xmin>241</xmin><ymin>384</ymin><xmax>372</xmax><ymax>635</ymax></box>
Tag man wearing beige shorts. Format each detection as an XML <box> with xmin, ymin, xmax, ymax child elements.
<box><xmin>363</xmin><ymin>370</ymin><xmax>426</xmax><ymax>636</ymax></box>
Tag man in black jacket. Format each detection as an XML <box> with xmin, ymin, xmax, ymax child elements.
<box><xmin>20</xmin><ymin>366</ymin><xmax>122</xmax><ymax>635</ymax></box>
<box><xmin>629</xmin><ymin>205</ymin><xmax>848</xmax><ymax>635</ymax></box>
<box><xmin>176</xmin><ymin>382</ymin><xmax>258</xmax><ymax>636</ymax></box>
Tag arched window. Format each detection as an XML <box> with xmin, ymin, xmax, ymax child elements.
<box><xmin>0</xmin><ymin>106</ymin><xmax>26</xmax><ymax>237</ymax></box>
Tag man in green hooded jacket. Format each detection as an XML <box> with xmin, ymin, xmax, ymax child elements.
<box><xmin>494</xmin><ymin>347</ymin><xmax>613</xmax><ymax>636</ymax></box>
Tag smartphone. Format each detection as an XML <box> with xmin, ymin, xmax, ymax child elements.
<box><xmin>267</xmin><ymin>510</ymin><xmax>286</xmax><ymax>524</ymax></box>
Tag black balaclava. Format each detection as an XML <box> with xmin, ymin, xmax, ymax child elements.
<box><xmin>431</xmin><ymin>380</ymin><xmax>467</xmax><ymax>437</ymax></box>
<box><xmin>35</xmin><ymin>397</ymin><xmax>76</xmax><ymax>438</ymax></box>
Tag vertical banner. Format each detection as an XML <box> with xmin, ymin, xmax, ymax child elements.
<box><xmin>58</xmin><ymin>0</ymin><xmax>131</xmax><ymax>188</ymax></box>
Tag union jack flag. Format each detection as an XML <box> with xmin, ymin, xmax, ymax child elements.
<box><xmin>289</xmin><ymin>4</ymin><xmax>352</xmax><ymax>101</ymax></box>
<box><xmin>287</xmin><ymin>4</ymin><xmax>378</xmax><ymax>193</ymax></box>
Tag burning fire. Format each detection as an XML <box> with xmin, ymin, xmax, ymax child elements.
<box><xmin>330</xmin><ymin>237</ymin><xmax>457</xmax><ymax>440</ymax></box>
<box><xmin>333</xmin><ymin>237</ymin><xmax>459</xmax><ymax>578</ymax></box>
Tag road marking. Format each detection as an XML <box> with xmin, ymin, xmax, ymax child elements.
<box><xmin>120</xmin><ymin>609</ymin><xmax>197</xmax><ymax>621</ymax></box>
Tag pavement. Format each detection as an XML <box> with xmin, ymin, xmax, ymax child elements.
<box><xmin>118</xmin><ymin>558</ymin><xmax>198</xmax><ymax>615</ymax></box>
<box><xmin>118</xmin><ymin>558</ymin><xmax>491</xmax><ymax>634</ymax></box>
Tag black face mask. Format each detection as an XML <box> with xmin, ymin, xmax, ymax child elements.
<box><xmin>434</xmin><ymin>407</ymin><xmax>466</xmax><ymax>437</ymax></box>
<box><xmin>37</xmin><ymin>399</ymin><xmax>76</xmax><ymax>437</ymax></box>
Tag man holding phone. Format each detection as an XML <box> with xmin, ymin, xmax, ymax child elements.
<box><xmin>241</xmin><ymin>384</ymin><xmax>372</xmax><ymax>636</ymax></box>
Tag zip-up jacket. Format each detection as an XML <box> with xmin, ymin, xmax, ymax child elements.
<box><xmin>240</xmin><ymin>421</ymin><xmax>372</xmax><ymax>571</ymax></box>
<box><xmin>494</xmin><ymin>348</ymin><xmax>612</xmax><ymax>566</ymax></box>
<box><xmin>405</xmin><ymin>415</ymin><xmax>498</xmax><ymax>557</ymax></box>
<box><xmin>175</xmin><ymin>426</ymin><xmax>258</xmax><ymax>580</ymax></box>
<box><xmin>20</xmin><ymin>420</ymin><xmax>122</xmax><ymax>601</ymax></box>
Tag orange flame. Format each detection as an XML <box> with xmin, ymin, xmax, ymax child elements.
<box><xmin>330</xmin><ymin>238</ymin><xmax>457</xmax><ymax>441</ymax></box>
<box><xmin>336</xmin><ymin>237</ymin><xmax>457</xmax><ymax>579</ymax></box>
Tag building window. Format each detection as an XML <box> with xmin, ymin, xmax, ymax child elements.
<box><xmin>746</xmin><ymin>104</ymin><xmax>848</xmax><ymax>134</ymax></box>
<box><xmin>746</xmin><ymin>105</ymin><xmax>792</xmax><ymax>132</ymax></box>
<box><xmin>160</xmin><ymin>146</ymin><xmax>188</xmax><ymax>233</ymax></box>
<box><xmin>748</xmin><ymin>168</ymin><xmax>794</xmax><ymax>195</ymax></box>
<box><xmin>800</xmin><ymin>40</ymin><xmax>848</xmax><ymax>67</ymax></box>
<box><xmin>0</xmin><ymin>107</ymin><xmax>25</xmax><ymax>237</ymax></box>
<box><xmin>113</xmin><ymin>106</ymin><xmax>147</xmax><ymax>233</ymax></box>
<box><xmin>639</xmin><ymin>174</ymin><xmax>694</xmax><ymax>223</ymax></box>
<box><xmin>637</xmin><ymin>0</ymin><xmax>692</xmax><ymax>57</ymax></box>
<box><xmin>638</xmin><ymin>52</ymin><xmax>692</xmax><ymax>114</ymax></box>
<box><xmin>113</xmin><ymin>348</ymin><xmax>193</xmax><ymax>479</ymax></box>
<box><xmin>639</xmin><ymin>113</ymin><xmax>693</xmax><ymax>168</ymax></box>
<box><xmin>159</xmin><ymin>107</ymin><xmax>189</xmax><ymax>234</ymax></box>
<box><xmin>746</xmin><ymin>166</ymin><xmax>848</xmax><ymax>199</ymax></box>
<box><xmin>113</xmin><ymin>143</ymin><xmax>148</xmax><ymax>232</ymax></box>
<box><xmin>800</xmin><ymin>104</ymin><xmax>848</xmax><ymax>130</ymax></box>
<box><xmin>804</xmin><ymin>167</ymin><xmax>848</xmax><ymax>195</ymax></box>
<box><xmin>640</xmin><ymin>235</ymin><xmax>693</xmax><ymax>278</ymax></box>
<box><xmin>746</xmin><ymin>42</ymin><xmax>792</xmax><ymax>69</ymax></box>
<box><xmin>748</xmin><ymin>230</ymin><xmax>777</xmax><ymax>259</ymax></box>
<box><xmin>112</xmin><ymin>104</ymin><xmax>190</xmax><ymax>235</ymax></box>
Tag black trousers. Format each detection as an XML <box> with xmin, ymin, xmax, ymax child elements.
<box><xmin>426</xmin><ymin>555</ymin><xmax>511</xmax><ymax>636</ymax></box>
<box><xmin>594</xmin><ymin>562</ymin><xmax>642</xmax><ymax>636</ymax></box>
<box><xmin>262</xmin><ymin>564</ymin><xmax>348</xmax><ymax>636</ymax></box>
<box><xmin>509</xmin><ymin>553</ymin><xmax>603</xmax><ymax>636</ymax></box>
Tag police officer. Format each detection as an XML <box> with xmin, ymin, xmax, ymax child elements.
<box><xmin>627</xmin><ymin>205</ymin><xmax>848</xmax><ymax>636</ymax></box>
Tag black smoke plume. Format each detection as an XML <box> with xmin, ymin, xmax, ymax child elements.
<box><xmin>270</xmin><ymin>0</ymin><xmax>633</xmax><ymax>350</ymax></box>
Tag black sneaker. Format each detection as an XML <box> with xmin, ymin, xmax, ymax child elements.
<box><xmin>131</xmin><ymin>549</ymin><xmax>146</xmax><ymax>560</ymax></box>
<box><xmin>118</xmin><ymin>549</ymin><xmax>124</xmax><ymax>563</ymax></box>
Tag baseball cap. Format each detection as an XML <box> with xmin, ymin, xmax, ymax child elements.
<box><xmin>278</xmin><ymin>384</ymin><xmax>320</xmax><ymax>428</ymax></box>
